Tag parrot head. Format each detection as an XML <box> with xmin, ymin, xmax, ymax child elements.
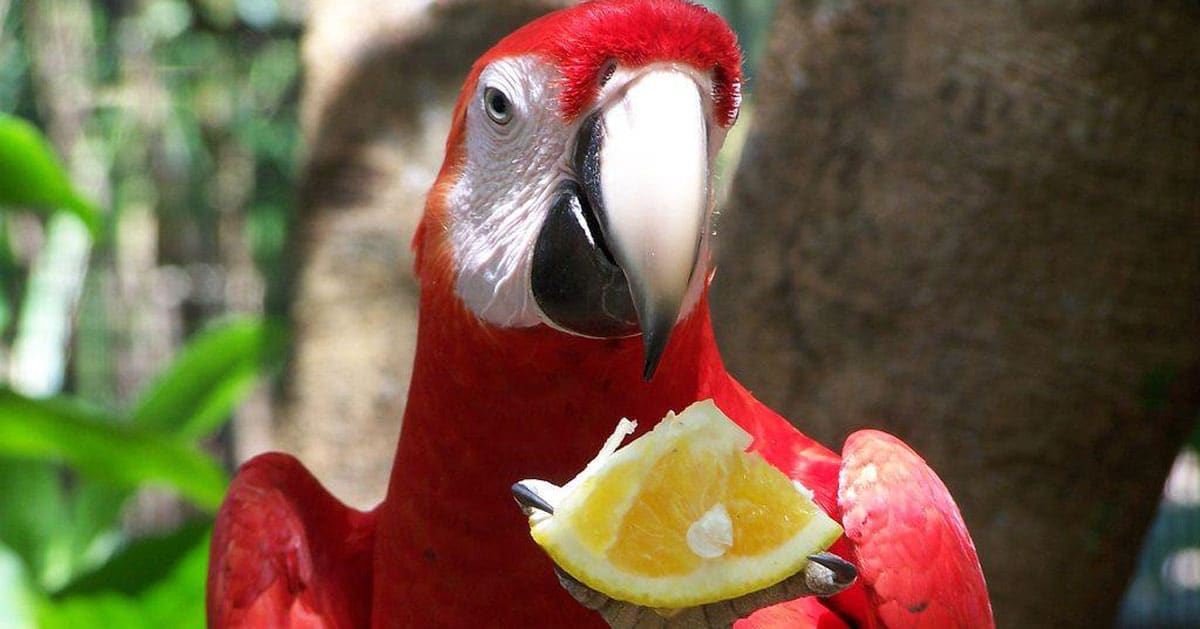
<box><xmin>416</xmin><ymin>0</ymin><xmax>742</xmax><ymax>379</ymax></box>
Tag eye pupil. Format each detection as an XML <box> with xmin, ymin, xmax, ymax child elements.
<box><xmin>484</xmin><ymin>87</ymin><xmax>512</xmax><ymax>125</ymax></box>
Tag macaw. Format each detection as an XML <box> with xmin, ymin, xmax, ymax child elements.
<box><xmin>207</xmin><ymin>1</ymin><xmax>994</xmax><ymax>627</ymax></box>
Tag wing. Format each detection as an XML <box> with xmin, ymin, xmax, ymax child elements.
<box><xmin>836</xmin><ymin>430</ymin><xmax>994</xmax><ymax>629</ymax></box>
<box><xmin>207</xmin><ymin>453</ymin><xmax>376</xmax><ymax>628</ymax></box>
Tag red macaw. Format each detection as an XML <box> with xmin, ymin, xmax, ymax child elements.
<box><xmin>207</xmin><ymin>1</ymin><xmax>994</xmax><ymax>627</ymax></box>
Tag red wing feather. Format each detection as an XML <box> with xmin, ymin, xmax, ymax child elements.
<box><xmin>837</xmin><ymin>431</ymin><xmax>994</xmax><ymax>629</ymax></box>
<box><xmin>207</xmin><ymin>453</ymin><xmax>375</xmax><ymax>628</ymax></box>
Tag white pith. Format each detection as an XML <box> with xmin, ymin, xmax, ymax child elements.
<box><xmin>687</xmin><ymin>503</ymin><xmax>734</xmax><ymax>559</ymax></box>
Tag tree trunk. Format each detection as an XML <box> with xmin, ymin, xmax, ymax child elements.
<box><xmin>711</xmin><ymin>1</ymin><xmax>1200</xmax><ymax>626</ymax></box>
<box><xmin>276</xmin><ymin>0</ymin><xmax>569</xmax><ymax>509</ymax></box>
<box><xmin>13</xmin><ymin>0</ymin><xmax>105</xmax><ymax>397</ymax></box>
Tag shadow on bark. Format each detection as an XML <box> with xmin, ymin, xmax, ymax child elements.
<box><xmin>275</xmin><ymin>1</ymin><xmax>567</xmax><ymax>509</ymax></box>
<box><xmin>712</xmin><ymin>1</ymin><xmax>1200</xmax><ymax>626</ymax></box>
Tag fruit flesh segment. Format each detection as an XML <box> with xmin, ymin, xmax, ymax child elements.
<box><xmin>589</xmin><ymin>436</ymin><xmax>824</xmax><ymax>578</ymax></box>
<box><xmin>573</xmin><ymin>457</ymin><xmax>642</xmax><ymax>554</ymax></box>
<box><xmin>727</xmin><ymin>454</ymin><xmax>824</xmax><ymax>556</ymax></box>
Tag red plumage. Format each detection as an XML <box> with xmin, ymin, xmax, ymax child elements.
<box><xmin>501</xmin><ymin>0</ymin><xmax>742</xmax><ymax>125</ymax></box>
<box><xmin>838</xmin><ymin>432</ymin><xmax>993</xmax><ymax>627</ymax></box>
<box><xmin>208</xmin><ymin>1</ymin><xmax>994</xmax><ymax>627</ymax></box>
<box><xmin>208</xmin><ymin>453</ymin><xmax>374</xmax><ymax>627</ymax></box>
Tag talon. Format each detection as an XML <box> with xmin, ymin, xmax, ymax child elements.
<box><xmin>806</xmin><ymin>552</ymin><xmax>858</xmax><ymax>590</ymax></box>
<box><xmin>512</xmin><ymin>482</ymin><xmax>555</xmax><ymax>515</ymax></box>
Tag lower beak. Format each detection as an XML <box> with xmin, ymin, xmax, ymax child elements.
<box><xmin>578</xmin><ymin>70</ymin><xmax>710</xmax><ymax>380</ymax></box>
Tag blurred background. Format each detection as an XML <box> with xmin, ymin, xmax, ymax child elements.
<box><xmin>0</xmin><ymin>0</ymin><xmax>1196</xmax><ymax>627</ymax></box>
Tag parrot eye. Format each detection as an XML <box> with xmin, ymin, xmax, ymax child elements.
<box><xmin>483</xmin><ymin>87</ymin><xmax>513</xmax><ymax>125</ymax></box>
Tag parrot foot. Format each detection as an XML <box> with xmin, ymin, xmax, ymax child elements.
<box><xmin>511</xmin><ymin>481</ymin><xmax>857</xmax><ymax>628</ymax></box>
<box><xmin>554</xmin><ymin>558</ymin><xmax>854</xmax><ymax>629</ymax></box>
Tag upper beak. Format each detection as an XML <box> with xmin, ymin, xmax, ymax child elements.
<box><xmin>578</xmin><ymin>70</ymin><xmax>710</xmax><ymax>380</ymax></box>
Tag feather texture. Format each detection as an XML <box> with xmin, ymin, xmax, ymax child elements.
<box><xmin>837</xmin><ymin>432</ymin><xmax>994</xmax><ymax>628</ymax></box>
<box><xmin>207</xmin><ymin>453</ymin><xmax>374</xmax><ymax>628</ymax></box>
<box><xmin>208</xmin><ymin>2</ymin><xmax>993</xmax><ymax>627</ymax></box>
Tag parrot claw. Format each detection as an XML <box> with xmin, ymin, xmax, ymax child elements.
<box><xmin>512</xmin><ymin>481</ymin><xmax>556</xmax><ymax>515</ymax></box>
<box><xmin>805</xmin><ymin>552</ymin><xmax>858</xmax><ymax>593</ymax></box>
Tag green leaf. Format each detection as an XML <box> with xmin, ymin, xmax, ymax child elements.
<box><xmin>64</xmin><ymin>481</ymin><xmax>127</xmax><ymax>582</ymax></box>
<box><xmin>0</xmin><ymin>114</ymin><xmax>102</xmax><ymax>237</ymax></box>
<box><xmin>130</xmin><ymin>316</ymin><xmax>287</xmax><ymax>439</ymax></box>
<box><xmin>0</xmin><ymin>390</ymin><xmax>227</xmax><ymax>510</ymax></box>
<box><xmin>0</xmin><ymin>460</ymin><xmax>128</xmax><ymax>591</ymax></box>
<box><xmin>0</xmin><ymin>544</ymin><xmax>39</xmax><ymax>629</ymax></box>
<box><xmin>55</xmin><ymin>521</ymin><xmax>209</xmax><ymax>598</ymax></box>
<box><xmin>38</xmin><ymin>525</ymin><xmax>209</xmax><ymax>629</ymax></box>
<box><xmin>0</xmin><ymin>216</ymin><xmax>13</xmax><ymax>336</ymax></box>
<box><xmin>0</xmin><ymin>459</ymin><xmax>71</xmax><ymax>589</ymax></box>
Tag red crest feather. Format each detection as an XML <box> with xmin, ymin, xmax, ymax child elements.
<box><xmin>489</xmin><ymin>0</ymin><xmax>743</xmax><ymax>127</ymax></box>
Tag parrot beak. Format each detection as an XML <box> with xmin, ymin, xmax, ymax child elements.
<box><xmin>587</xmin><ymin>70</ymin><xmax>709</xmax><ymax>380</ymax></box>
<box><xmin>531</xmin><ymin>69</ymin><xmax>711</xmax><ymax>381</ymax></box>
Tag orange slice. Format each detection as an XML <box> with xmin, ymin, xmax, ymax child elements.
<box><xmin>524</xmin><ymin>400</ymin><xmax>842</xmax><ymax>609</ymax></box>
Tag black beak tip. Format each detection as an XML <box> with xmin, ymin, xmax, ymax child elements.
<box><xmin>640</xmin><ymin>316</ymin><xmax>674</xmax><ymax>382</ymax></box>
<box><xmin>641</xmin><ymin>345</ymin><xmax>661</xmax><ymax>382</ymax></box>
<box><xmin>642</xmin><ymin>355</ymin><xmax>660</xmax><ymax>382</ymax></box>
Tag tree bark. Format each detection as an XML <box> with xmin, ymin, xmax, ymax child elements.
<box><xmin>711</xmin><ymin>1</ymin><xmax>1200</xmax><ymax>627</ymax></box>
<box><xmin>277</xmin><ymin>0</ymin><xmax>569</xmax><ymax>508</ymax></box>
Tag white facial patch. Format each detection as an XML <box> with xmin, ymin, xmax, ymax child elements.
<box><xmin>447</xmin><ymin>56</ymin><xmax>572</xmax><ymax>328</ymax></box>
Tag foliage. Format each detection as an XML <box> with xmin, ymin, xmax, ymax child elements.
<box><xmin>0</xmin><ymin>313</ymin><xmax>285</xmax><ymax>626</ymax></box>
<box><xmin>0</xmin><ymin>115</ymin><xmax>102</xmax><ymax>237</ymax></box>
<box><xmin>0</xmin><ymin>63</ymin><xmax>287</xmax><ymax>628</ymax></box>
<box><xmin>36</xmin><ymin>523</ymin><xmax>211</xmax><ymax>629</ymax></box>
<box><xmin>0</xmin><ymin>391</ymin><xmax>229</xmax><ymax>509</ymax></box>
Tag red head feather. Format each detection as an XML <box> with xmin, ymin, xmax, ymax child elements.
<box><xmin>495</xmin><ymin>0</ymin><xmax>743</xmax><ymax>126</ymax></box>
